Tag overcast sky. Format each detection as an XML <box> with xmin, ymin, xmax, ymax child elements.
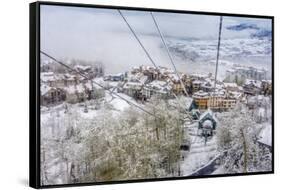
<box><xmin>40</xmin><ymin>5</ymin><xmax>272</xmax><ymax>74</ymax></box>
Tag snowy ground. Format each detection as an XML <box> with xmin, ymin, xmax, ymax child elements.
<box><xmin>180</xmin><ymin>121</ymin><xmax>219</xmax><ymax>176</ymax></box>
<box><xmin>41</xmin><ymin>88</ymin><xmax>140</xmax><ymax>122</ymax></box>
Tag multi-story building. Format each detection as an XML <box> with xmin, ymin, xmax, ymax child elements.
<box><xmin>41</xmin><ymin>72</ymin><xmax>79</xmax><ymax>88</ymax></box>
<box><xmin>40</xmin><ymin>84</ymin><xmax>66</xmax><ymax>106</ymax></box>
<box><xmin>142</xmin><ymin>80</ymin><xmax>172</xmax><ymax>99</ymax></box>
<box><xmin>193</xmin><ymin>89</ymin><xmax>237</xmax><ymax>110</ymax></box>
<box><xmin>208</xmin><ymin>96</ymin><xmax>224</xmax><ymax>110</ymax></box>
<box><xmin>130</xmin><ymin>65</ymin><xmax>190</xmax><ymax>96</ymax></box>
<box><xmin>243</xmin><ymin>79</ymin><xmax>262</xmax><ymax>95</ymax></box>
<box><xmin>193</xmin><ymin>90</ymin><xmax>209</xmax><ymax>109</ymax></box>
<box><xmin>221</xmin><ymin>98</ymin><xmax>237</xmax><ymax>109</ymax></box>
<box><xmin>122</xmin><ymin>82</ymin><xmax>143</xmax><ymax>98</ymax></box>
<box><xmin>225</xmin><ymin>65</ymin><xmax>267</xmax><ymax>85</ymax></box>
<box><xmin>201</xmin><ymin>81</ymin><xmax>214</xmax><ymax>92</ymax></box>
<box><xmin>192</xmin><ymin>80</ymin><xmax>203</xmax><ymax>93</ymax></box>
<box><xmin>74</xmin><ymin>64</ymin><xmax>103</xmax><ymax>79</ymax></box>
<box><xmin>104</xmin><ymin>73</ymin><xmax>125</xmax><ymax>81</ymax></box>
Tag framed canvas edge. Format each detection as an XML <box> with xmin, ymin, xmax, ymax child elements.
<box><xmin>29</xmin><ymin>1</ymin><xmax>275</xmax><ymax>189</ymax></box>
<box><xmin>30</xmin><ymin>1</ymin><xmax>41</xmax><ymax>189</ymax></box>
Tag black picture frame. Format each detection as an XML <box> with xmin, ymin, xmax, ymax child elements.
<box><xmin>30</xmin><ymin>1</ymin><xmax>274</xmax><ymax>189</ymax></box>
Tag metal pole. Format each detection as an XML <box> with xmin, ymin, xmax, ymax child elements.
<box><xmin>214</xmin><ymin>16</ymin><xmax>223</xmax><ymax>90</ymax></box>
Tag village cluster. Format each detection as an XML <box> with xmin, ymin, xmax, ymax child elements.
<box><xmin>40</xmin><ymin>64</ymin><xmax>103</xmax><ymax>106</ymax></box>
<box><xmin>41</xmin><ymin>62</ymin><xmax>272</xmax><ymax>111</ymax></box>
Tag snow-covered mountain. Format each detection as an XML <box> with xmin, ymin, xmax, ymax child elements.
<box><xmin>226</xmin><ymin>23</ymin><xmax>260</xmax><ymax>31</ymax></box>
<box><xmin>166</xmin><ymin>37</ymin><xmax>272</xmax><ymax>62</ymax></box>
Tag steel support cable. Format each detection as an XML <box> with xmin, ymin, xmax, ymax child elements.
<box><xmin>118</xmin><ymin>10</ymin><xmax>191</xmax><ymax>119</ymax></box>
<box><xmin>214</xmin><ymin>16</ymin><xmax>223</xmax><ymax>90</ymax></box>
<box><xmin>150</xmin><ymin>12</ymin><xmax>189</xmax><ymax>97</ymax></box>
<box><xmin>118</xmin><ymin>10</ymin><xmax>159</xmax><ymax>69</ymax></box>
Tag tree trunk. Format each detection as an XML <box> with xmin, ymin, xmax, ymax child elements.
<box><xmin>240</xmin><ymin>129</ymin><xmax>248</xmax><ymax>173</ymax></box>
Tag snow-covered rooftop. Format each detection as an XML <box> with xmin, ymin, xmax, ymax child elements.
<box><xmin>41</xmin><ymin>72</ymin><xmax>56</xmax><ymax>82</ymax></box>
<box><xmin>228</xmin><ymin>91</ymin><xmax>242</xmax><ymax>99</ymax></box>
<box><xmin>145</xmin><ymin>80</ymin><xmax>172</xmax><ymax>92</ymax></box>
<box><xmin>199</xmin><ymin>109</ymin><xmax>218</xmax><ymax>123</ymax></box>
<box><xmin>193</xmin><ymin>90</ymin><xmax>209</xmax><ymax>98</ymax></box>
<box><xmin>41</xmin><ymin>72</ymin><xmax>79</xmax><ymax>83</ymax></box>
<box><xmin>190</xmin><ymin>73</ymin><xmax>208</xmax><ymax>79</ymax></box>
<box><xmin>74</xmin><ymin>65</ymin><xmax>92</xmax><ymax>71</ymax></box>
<box><xmin>208</xmin><ymin>88</ymin><xmax>226</xmax><ymax>97</ymax></box>
<box><xmin>123</xmin><ymin>81</ymin><xmax>143</xmax><ymax>90</ymax></box>
<box><xmin>168</xmin><ymin>73</ymin><xmax>181</xmax><ymax>82</ymax></box>
<box><xmin>244</xmin><ymin>79</ymin><xmax>262</xmax><ymax>88</ymax></box>
<box><xmin>202</xmin><ymin>120</ymin><xmax>213</xmax><ymax>128</ymax></box>
<box><xmin>224</xmin><ymin>82</ymin><xmax>238</xmax><ymax>88</ymax></box>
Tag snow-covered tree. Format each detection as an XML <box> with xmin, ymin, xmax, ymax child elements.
<box><xmin>41</xmin><ymin>96</ymin><xmax>186</xmax><ymax>184</ymax></box>
<box><xmin>216</xmin><ymin>102</ymin><xmax>272</xmax><ymax>173</ymax></box>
